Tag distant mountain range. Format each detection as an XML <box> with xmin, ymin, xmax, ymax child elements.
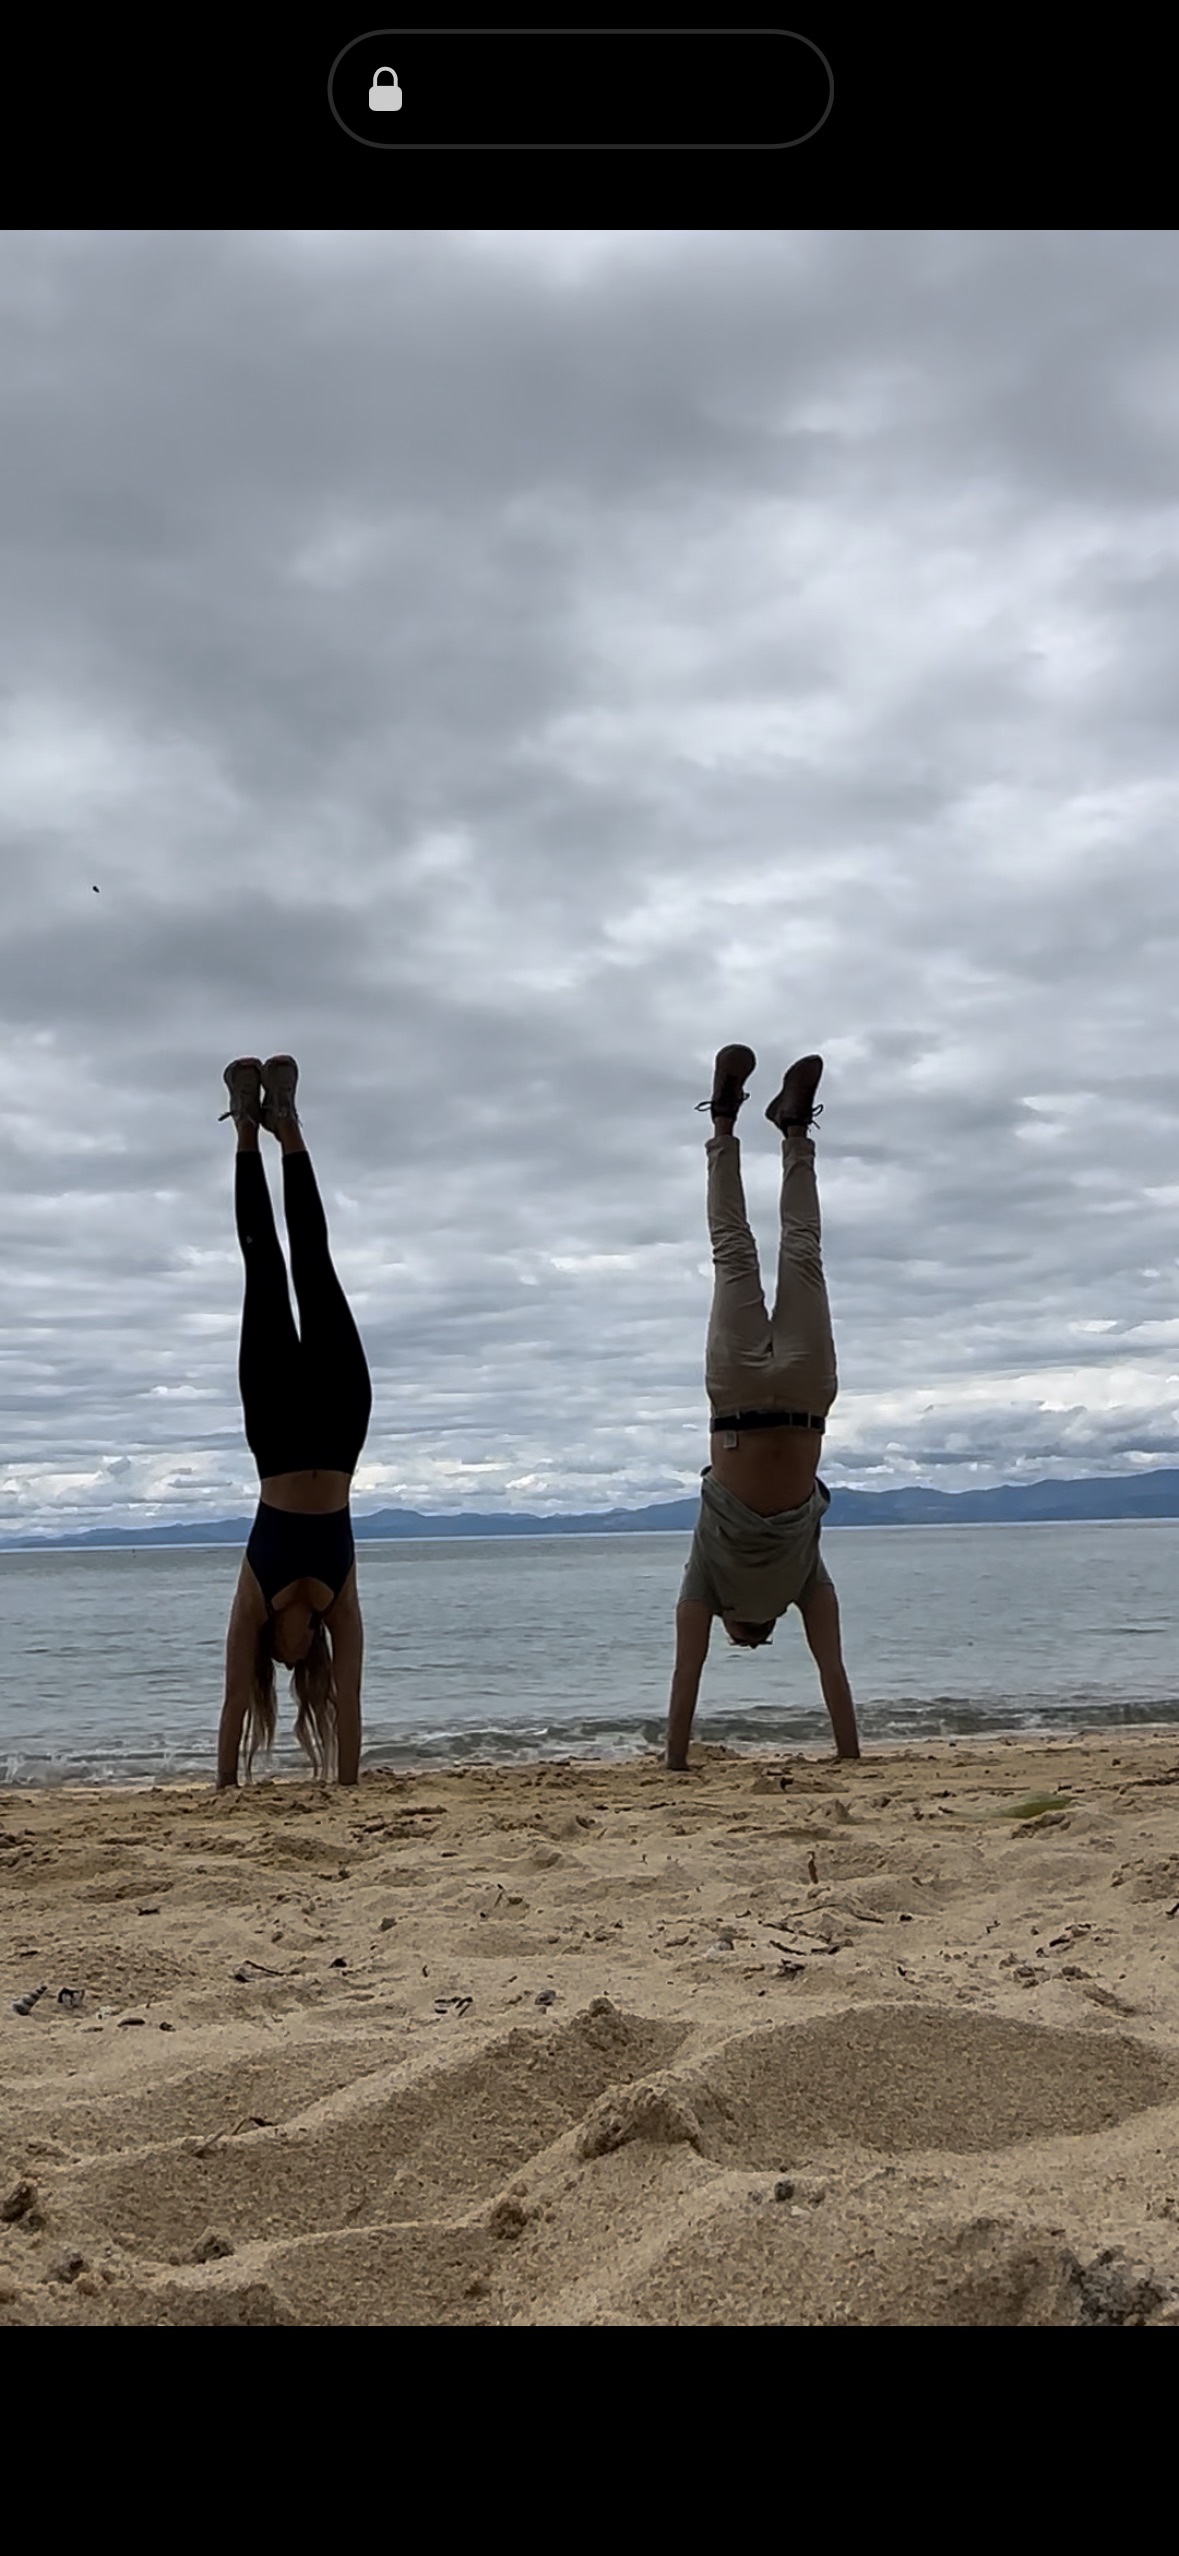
<box><xmin>4</xmin><ymin>1469</ymin><xmax>1179</xmax><ymax>1550</ymax></box>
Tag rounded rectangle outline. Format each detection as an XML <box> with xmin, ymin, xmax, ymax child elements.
<box><xmin>327</xmin><ymin>27</ymin><xmax>835</xmax><ymax>150</ymax></box>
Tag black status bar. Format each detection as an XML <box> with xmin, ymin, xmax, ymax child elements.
<box><xmin>327</xmin><ymin>30</ymin><xmax>834</xmax><ymax>149</ymax></box>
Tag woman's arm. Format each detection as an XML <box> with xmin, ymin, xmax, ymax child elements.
<box><xmin>217</xmin><ymin>1601</ymin><xmax>259</xmax><ymax>1788</ymax></box>
<box><xmin>216</xmin><ymin>1566</ymin><xmax>266</xmax><ymax>1789</ymax></box>
<box><xmin>330</xmin><ymin>1609</ymin><xmax>364</xmax><ymax>1786</ymax></box>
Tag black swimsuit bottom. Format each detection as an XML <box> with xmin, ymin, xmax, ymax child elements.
<box><xmin>246</xmin><ymin>1500</ymin><xmax>356</xmax><ymax>1615</ymax></box>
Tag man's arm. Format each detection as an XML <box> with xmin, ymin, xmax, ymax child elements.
<box><xmin>666</xmin><ymin>1601</ymin><xmax>713</xmax><ymax>1769</ymax></box>
<box><xmin>330</xmin><ymin>1609</ymin><xmax>364</xmax><ymax>1786</ymax></box>
<box><xmin>798</xmin><ymin>1577</ymin><xmax>861</xmax><ymax>1759</ymax></box>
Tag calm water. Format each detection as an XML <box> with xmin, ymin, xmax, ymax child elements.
<box><xmin>1</xmin><ymin>1522</ymin><xmax>1178</xmax><ymax>1787</ymax></box>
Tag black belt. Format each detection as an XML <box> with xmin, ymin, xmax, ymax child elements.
<box><xmin>710</xmin><ymin>1409</ymin><xmax>826</xmax><ymax>1435</ymax></box>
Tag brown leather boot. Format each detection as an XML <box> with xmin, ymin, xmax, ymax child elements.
<box><xmin>765</xmin><ymin>1054</ymin><xmax>824</xmax><ymax>1134</ymax></box>
<box><xmin>696</xmin><ymin>1044</ymin><xmax>757</xmax><ymax>1120</ymax></box>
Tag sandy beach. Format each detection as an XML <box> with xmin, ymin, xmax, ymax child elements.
<box><xmin>4</xmin><ymin>1732</ymin><xmax>1179</xmax><ymax>2325</ymax></box>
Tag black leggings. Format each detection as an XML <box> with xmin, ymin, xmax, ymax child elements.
<box><xmin>235</xmin><ymin>1151</ymin><xmax>372</xmax><ymax>1480</ymax></box>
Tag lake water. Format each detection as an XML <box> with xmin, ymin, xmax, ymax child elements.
<box><xmin>1</xmin><ymin>1520</ymin><xmax>1178</xmax><ymax>1786</ymax></box>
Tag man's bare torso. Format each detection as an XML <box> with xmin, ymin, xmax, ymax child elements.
<box><xmin>708</xmin><ymin>1424</ymin><xmax>822</xmax><ymax>1517</ymax></box>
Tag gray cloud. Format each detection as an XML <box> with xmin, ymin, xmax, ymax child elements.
<box><xmin>2</xmin><ymin>229</ymin><xmax>1179</xmax><ymax>1536</ymax></box>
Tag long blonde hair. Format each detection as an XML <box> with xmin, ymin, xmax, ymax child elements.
<box><xmin>245</xmin><ymin>1618</ymin><xmax>338</xmax><ymax>1781</ymax></box>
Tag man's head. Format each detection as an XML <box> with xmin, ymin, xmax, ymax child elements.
<box><xmin>722</xmin><ymin>1615</ymin><xmax>776</xmax><ymax>1647</ymax></box>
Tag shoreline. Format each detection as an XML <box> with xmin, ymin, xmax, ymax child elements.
<box><xmin>4</xmin><ymin>1728</ymin><xmax>1179</xmax><ymax>2325</ymax></box>
<box><xmin>5</xmin><ymin>1717</ymin><xmax>1179</xmax><ymax>1798</ymax></box>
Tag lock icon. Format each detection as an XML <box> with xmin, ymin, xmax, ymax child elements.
<box><xmin>369</xmin><ymin>66</ymin><xmax>402</xmax><ymax>112</ymax></box>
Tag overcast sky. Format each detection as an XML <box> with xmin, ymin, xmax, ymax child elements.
<box><xmin>3</xmin><ymin>227</ymin><xmax>1179</xmax><ymax>1538</ymax></box>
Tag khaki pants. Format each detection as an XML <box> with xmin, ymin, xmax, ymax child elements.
<box><xmin>704</xmin><ymin>1130</ymin><xmax>838</xmax><ymax>1417</ymax></box>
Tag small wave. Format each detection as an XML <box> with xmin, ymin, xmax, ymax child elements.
<box><xmin>6</xmin><ymin>1690</ymin><xmax>1179</xmax><ymax>1786</ymax></box>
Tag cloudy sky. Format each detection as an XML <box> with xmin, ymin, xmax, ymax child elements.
<box><xmin>3</xmin><ymin>227</ymin><xmax>1179</xmax><ymax>1539</ymax></box>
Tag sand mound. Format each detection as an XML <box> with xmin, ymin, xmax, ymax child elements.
<box><xmin>632</xmin><ymin>2210</ymin><xmax>1169</xmax><ymax>2327</ymax></box>
<box><xmin>683</xmin><ymin>2007</ymin><xmax>1176</xmax><ymax>2165</ymax></box>
<box><xmin>33</xmin><ymin>2002</ymin><xmax>689</xmax><ymax>2263</ymax></box>
<box><xmin>27</xmin><ymin>2036</ymin><xmax>400</xmax><ymax>2160</ymax></box>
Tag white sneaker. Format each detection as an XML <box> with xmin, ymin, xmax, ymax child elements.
<box><xmin>261</xmin><ymin>1054</ymin><xmax>300</xmax><ymax>1136</ymax></box>
<box><xmin>219</xmin><ymin>1057</ymin><xmax>264</xmax><ymax>1126</ymax></box>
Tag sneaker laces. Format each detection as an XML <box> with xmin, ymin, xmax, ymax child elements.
<box><xmin>694</xmin><ymin>1086</ymin><xmax>751</xmax><ymax>1114</ymax></box>
<box><xmin>695</xmin><ymin>1090</ymin><xmax>822</xmax><ymax>1125</ymax></box>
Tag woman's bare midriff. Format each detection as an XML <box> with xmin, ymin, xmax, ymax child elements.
<box><xmin>259</xmin><ymin>1467</ymin><xmax>353</xmax><ymax>1515</ymax></box>
<box><xmin>708</xmin><ymin>1427</ymin><xmax>822</xmax><ymax>1517</ymax></box>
